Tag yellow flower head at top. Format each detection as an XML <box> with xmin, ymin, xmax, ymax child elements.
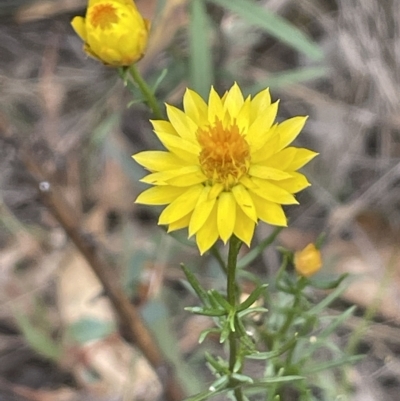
<box><xmin>71</xmin><ymin>0</ymin><xmax>150</xmax><ymax>67</ymax></box>
<box><xmin>133</xmin><ymin>83</ymin><xmax>318</xmax><ymax>254</ymax></box>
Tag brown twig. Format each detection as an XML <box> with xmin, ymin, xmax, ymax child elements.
<box><xmin>18</xmin><ymin>146</ymin><xmax>185</xmax><ymax>401</ymax></box>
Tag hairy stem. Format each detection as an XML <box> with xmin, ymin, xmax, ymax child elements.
<box><xmin>227</xmin><ymin>236</ymin><xmax>244</xmax><ymax>401</ymax></box>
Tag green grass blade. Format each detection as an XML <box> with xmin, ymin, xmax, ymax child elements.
<box><xmin>15</xmin><ymin>312</ymin><xmax>62</xmax><ymax>361</ymax></box>
<box><xmin>303</xmin><ymin>355</ymin><xmax>364</xmax><ymax>375</ymax></box>
<box><xmin>208</xmin><ymin>0</ymin><xmax>323</xmax><ymax>61</ymax></box>
<box><xmin>246</xmin><ymin>66</ymin><xmax>330</xmax><ymax>93</ymax></box>
<box><xmin>189</xmin><ymin>0</ymin><xmax>214</xmax><ymax>99</ymax></box>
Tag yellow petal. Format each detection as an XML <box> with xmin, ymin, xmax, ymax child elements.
<box><xmin>158</xmin><ymin>185</ymin><xmax>203</xmax><ymax>224</ymax></box>
<box><xmin>258</xmin><ymin>147</ymin><xmax>295</xmax><ymax>170</ymax></box>
<box><xmin>183</xmin><ymin>88</ymin><xmax>208</xmax><ymax>126</ymax></box>
<box><xmin>168</xmin><ymin>213</ymin><xmax>191</xmax><ymax>232</ymax></box>
<box><xmin>196</xmin><ymin>203</ymin><xmax>219</xmax><ymax>254</ymax></box>
<box><xmin>248</xmin><ymin>165</ymin><xmax>293</xmax><ymax>181</ymax></box>
<box><xmin>250</xmin><ymin>87</ymin><xmax>271</xmax><ymax>123</ymax></box>
<box><xmin>156</xmin><ymin>132</ymin><xmax>199</xmax><ymax>162</ymax></box>
<box><xmin>209</xmin><ymin>183</ymin><xmax>224</xmax><ymax>200</ymax></box>
<box><xmin>189</xmin><ymin>186</ymin><xmax>217</xmax><ymax>236</ymax></box>
<box><xmin>246</xmin><ymin>101</ymin><xmax>279</xmax><ymax>151</ymax></box>
<box><xmin>135</xmin><ymin>186</ymin><xmax>187</xmax><ymax>205</ymax></box>
<box><xmin>277</xmin><ymin>116</ymin><xmax>308</xmax><ymax>151</ymax></box>
<box><xmin>208</xmin><ymin>86</ymin><xmax>224</xmax><ymax>123</ymax></box>
<box><xmin>133</xmin><ymin>151</ymin><xmax>186</xmax><ymax>172</ymax></box>
<box><xmin>140</xmin><ymin>166</ymin><xmax>204</xmax><ymax>187</ymax></box>
<box><xmin>231</xmin><ymin>184</ymin><xmax>257</xmax><ymax>222</ymax></box>
<box><xmin>250</xmin><ymin>192</ymin><xmax>287</xmax><ymax>226</ymax></box>
<box><xmin>217</xmin><ymin>192</ymin><xmax>236</xmax><ymax>243</ymax></box>
<box><xmin>236</xmin><ymin>96</ymin><xmax>251</xmax><ymax>133</ymax></box>
<box><xmin>166</xmin><ymin>170</ymin><xmax>207</xmax><ymax>187</ymax></box>
<box><xmin>275</xmin><ymin>172</ymin><xmax>311</xmax><ymax>194</ymax></box>
<box><xmin>233</xmin><ymin>205</ymin><xmax>255</xmax><ymax>247</ymax></box>
<box><xmin>286</xmin><ymin>148</ymin><xmax>318</xmax><ymax>171</ymax></box>
<box><xmin>166</xmin><ymin>104</ymin><xmax>198</xmax><ymax>141</ymax></box>
<box><xmin>151</xmin><ymin>120</ymin><xmax>179</xmax><ymax>136</ymax></box>
<box><xmin>223</xmin><ymin>82</ymin><xmax>244</xmax><ymax>118</ymax></box>
<box><xmin>71</xmin><ymin>17</ymin><xmax>87</xmax><ymax>41</ymax></box>
<box><xmin>249</xmin><ymin>178</ymin><xmax>299</xmax><ymax>205</ymax></box>
<box><xmin>250</xmin><ymin>128</ymin><xmax>279</xmax><ymax>163</ymax></box>
<box><xmin>239</xmin><ymin>175</ymin><xmax>258</xmax><ymax>190</ymax></box>
<box><xmin>82</xmin><ymin>43</ymin><xmax>101</xmax><ymax>61</ymax></box>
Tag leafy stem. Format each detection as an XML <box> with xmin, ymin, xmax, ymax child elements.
<box><xmin>128</xmin><ymin>64</ymin><xmax>163</xmax><ymax>119</ymax></box>
<box><xmin>227</xmin><ymin>236</ymin><xmax>244</xmax><ymax>401</ymax></box>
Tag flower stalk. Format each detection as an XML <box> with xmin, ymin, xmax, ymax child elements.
<box><xmin>227</xmin><ymin>236</ymin><xmax>244</xmax><ymax>401</ymax></box>
<box><xmin>128</xmin><ymin>64</ymin><xmax>164</xmax><ymax>119</ymax></box>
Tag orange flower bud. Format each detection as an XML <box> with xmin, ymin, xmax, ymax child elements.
<box><xmin>294</xmin><ymin>243</ymin><xmax>322</xmax><ymax>277</ymax></box>
<box><xmin>71</xmin><ymin>0</ymin><xmax>150</xmax><ymax>67</ymax></box>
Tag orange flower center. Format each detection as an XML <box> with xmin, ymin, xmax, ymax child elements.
<box><xmin>89</xmin><ymin>3</ymin><xmax>119</xmax><ymax>30</ymax></box>
<box><xmin>197</xmin><ymin>119</ymin><xmax>250</xmax><ymax>189</ymax></box>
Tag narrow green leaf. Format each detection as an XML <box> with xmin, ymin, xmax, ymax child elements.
<box><xmin>185</xmin><ymin>306</ymin><xmax>226</xmax><ymax>316</ymax></box>
<box><xmin>237</xmin><ymin>227</ymin><xmax>282</xmax><ymax>269</ymax></box>
<box><xmin>303</xmin><ymin>355</ymin><xmax>364</xmax><ymax>375</ymax></box>
<box><xmin>152</xmin><ymin>68</ymin><xmax>168</xmax><ymax>92</ymax></box>
<box><xmin>318</xmin><ymin>306</ymin><xmax>356</xmax><ymax>339</ymax></box>
<box><xmin>246</xmin><ymin>375</ymin><xmax>304</xmax><ymax>387</ymax></box>
<box><xmin>231</xmin><ymin>373</ymin><xmax>254</xmax><ymax>384</ymax></box>
<box><xmin>208</xmin><ymin>0</ymin><xmax>323</xmax><ymax>61</ymax></box>
<box><xmin>246</xmin><ymin>66</ymin><xmax>329</xmax><ymax>93</ymax></box>
<box><xmin>309</xmin><ymin>273</ymin><xmax>349</xmax><ymax>290</ymax></box>
<box><xmin>181</xmin><ymin>264</ymin><xmax>209</xmax><ymax>305</ymax></box>
<box><xmin>308</xmin><ymin>282</ymin><xmax>350</xmax><ymax>315</ymax></box>
<box><xmin>235</xmin><ymin>319</ymin><xmax>257</xmax><ymax>352</ymax></box>
<box><xmin>70</xmin><ymin>317</ymin><xmax>115</xmax><ymax>344</ymax></box>
<box><xmin>205</xmin><ymin>352</ymin><xmax>229</xmax><ymax>375</ymax></box>
<box><xmin>209</xmin><ymin>375</ymin><xmax>230</xmax><ymax>392</ymax></box>
<box><xmin>189</xmin><ymin>0</ymin><xmax>214</xmax><ymax>99</ymax></box>
<box><xmin>233</xmin><ymin>357</ymin><xmax>243</xmax><ymax>373</ymax></box>
<box><xmin>199</xmin><ymin>328</ymin><xmax>221</xmax><ymax>344</ymax></box>
<box><xmin>246</xmin><ymin>335</ymin><xmax>297</xmax><ymax>360</ymax></box>
<box><xmin>15</xmin><ymin>313</ymin><xmax>62</xmax><ymax>361</ymax></box>
<box><xmin>238</xmin><ymin>306</ymin><xmax>268</xmax><ymax>318</ymax></box>
<box><xmin>301</xmin><ymin>306</ymin><xmax>357</xmax><ymax>359</ymax></box>
<box><xmin>220</xmin><ymin>320</ymin><xmax>231</xmax><ymax>343</ymax></box>
<box><xmin>208</xmin><ymin>289</ymin><xmax>231</xmax><ymax>311</ymax></box>
<box><xmin>228</xmin><ymin>310</ymin><xmax>236</xmax><ymax>332</ymax></box>
<box><xmin>238</xmin><ymin>284</ymin><xmax>268</xmax><ymax>312</ymax></box>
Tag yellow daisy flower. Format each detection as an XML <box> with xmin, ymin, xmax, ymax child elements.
<box><xmin>133</xmin><ymin>83</ymin><xmax>317</xmax><ymax>254</ymax></box>
<box><xmin>71</xmin><ymin>0</ymin><xmax>150</xmax><ymax>67</ymax></box>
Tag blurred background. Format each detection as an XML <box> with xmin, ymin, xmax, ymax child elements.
<box><xmin>1</xmin><ymin>0</ymin><xmax>400</xmax><ymax>400</ymax></box>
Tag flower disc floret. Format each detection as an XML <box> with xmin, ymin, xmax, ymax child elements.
<box><xmin>133</xmin><ymin>83</ymin><xmax>318</xmax><ymax>254</ymax></box>
<box><xmin>71</xmin><ymin>0</ymin><xmax>150</xmax><ymax>67</ymax></box>
<box><xmin>198</xmin><ymin>119</ymin><xmax>250</xmax><ymax>189</ymax></box>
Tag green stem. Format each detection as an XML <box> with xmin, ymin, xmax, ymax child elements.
<box><xmin>227</xmin><ymin>236</ymin><xmax>244</xmax><ymax>401</ymax></box>
<box><xmin>279</xmin><ymin>293</ymin><xmax>300</xmax><ymax>337</ymax></box>
<box><xmin>128</xmin><ymin>64</ymin><xmax>163</xmax><ymax>119</ymax></box>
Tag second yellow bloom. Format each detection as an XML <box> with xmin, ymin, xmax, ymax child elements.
<box><xmin>71</xmin><ymin>0</ymin><xmax>150</xmax><ymax>67</ymax></box>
